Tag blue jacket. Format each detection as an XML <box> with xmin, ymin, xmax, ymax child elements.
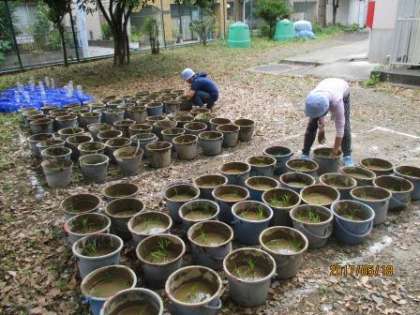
<box><xmin>191</xmin><ymin>73</ymin><xmax>219</xmax><ymax>101</ymax></box>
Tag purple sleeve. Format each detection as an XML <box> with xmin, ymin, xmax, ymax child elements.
<box><xmin>334</xmin><ymin>99</ymin><xmax>345</xmax><ymax>137</ymax></box>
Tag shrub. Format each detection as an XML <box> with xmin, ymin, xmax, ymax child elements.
<box><xmin>101</xmin><ymin>23</ymin><xmax>112</xmax><ymax>40</ymax></box>
<box><xmin>142</xmin><ymin>17</ymin><xmax>160</xmax><ymax>54</ymax></box>
<box><xmin>190</xmin><ymin>16</ymin><xmax>215</xmax><ymax>45</ymax></box>
<box><xmin>256</xmin><ymin>0</ymin><xmax>290</xmax><ymax>39</ymax></box>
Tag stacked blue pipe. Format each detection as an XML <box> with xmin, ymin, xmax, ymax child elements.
<box><xmin>0</xmin><ymin>85</ymin><xmax>94</xmax><ymax>113</ymax></box>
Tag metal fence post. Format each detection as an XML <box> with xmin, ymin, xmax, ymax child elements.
<box><xmin>160</xmin><ymin>0</ymin><xmax>167</xmax><ymax>48</ymax></box>
<box><xmin>69</xmin><ymin>11</ymin><xmax>80</xmax><ymax>61</ymax></box>
<box><xmin>5</xmin><ymin>0</ymin><xmax>23</xmax><ymax>70</ymax></box>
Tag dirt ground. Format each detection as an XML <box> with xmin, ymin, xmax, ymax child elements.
<box><xmin>1</xmin><ymin>33</ymin><xmax>419</xmax><ymax>315</ymax></box>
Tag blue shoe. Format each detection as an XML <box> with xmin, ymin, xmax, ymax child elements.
<box><xmin>343</xmin><ymin>156</ymin><xmax>354</xmax><ymax>167</ymax></box>
<box><xmin>300</xmin><ymin>154</ymin><xmax>310</xmax><ymax>160</ymax></box>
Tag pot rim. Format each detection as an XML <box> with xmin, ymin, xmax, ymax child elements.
<box><xmin>262</xmin><ymin>187</ymin><xmax>301</xmax><ymax>210</ymax></box>
<box><xmin>259</xmin><ymin>226</ymin><xmax>309</xmax><ymax>256</ymax></box>
<box><xmin>193</xmin><ymin>174</ymin><xmax>228</xmax><ymax>188</ymax></box>
<box><xmin>313</xmin><ymin>147</ymin><xmax>340</xmax><ymax>160</ymax></box>
<box><xmin>179</xmin><ymin>199</ymin><xmax>220</xmax><ymax>223</ymax></box>
<box><xmin>105</xmin><ymin>198</ymin><xmax>144</xmax><ymax>218</ymax></box>
<box><xmin>146</xmin><ymin>141</ymin><xmax>172</xmax><ymax>151</ymax></box>
<box><xmin>319</xmin><ymin>173</ymin><xmax>358</xmax><ymax>190</ymax></box>
<box><xmin>234</xmin><ymin>118</ymin><xmax>255</xmax><ymax>126</ymax></box>
<box><xmin>187</xmin><ymin>219</ymin><xmax>234</xmax><ymax>248</ymax></box>
<box><xmin>245</xmin><ymin>176</ymin><xmax>280</xmax><ymax>192</ymax></box>
<box><xmin>198</xmin><ymin>131</ymin><xmax>223</xmax><ymax>141</ymax></box>
<box><xmin>263</xmin><ymin>145</ymin><xmax>293</xmax><ymax>157</ymax></box>
<box><xmin>80</xmin><ymin>264</ymin><xmax>137</xmax><ymax>300</ymax></box>
<box><xmin>331</xmin><ymin>199</ymin><xmax>376</xmax><ymax>223</ymax></box>
<box><xmin>135</xmin><ymin>233</ymin><xmax>186</xmax><ymax>266</ymax></box>
<box><xmin>360</xmin><ymin>158</ymin><xmax>394</xmax><ymax>172</ymax></box>
<box><xmin>231</xmin><ymin>200</ymin><xmax>273</xmax><ymax>223</ymax></box>
<box><xmin>101</xmin><ymin>288</ymin><xmax>164</xmax><ymax>315</ymax></box>
<box><xmin>72</xmin><ymin>233</ymin><xmax>123</xmax><ymax>260</ymax></box>
<box><xmin>209</xmin><ymin>117</ymin><xmax>231</xmax><ymax>125</ymax></box>
<box><xmin>212</xmin><ymin>184</ymin><xmax>250</xmax><ymax>203</ymax></box>
<box><xmin>161</xmin><ymin>127</ymin><xmax>185</xmax><ymax>136</ymax></box>
<box><xmin>394</xmin><ymin>165</ymin><xmax>420</xmax><ymax>181</ymax></box>
<box><xmin>219</xmin><ymin>161</ymin><xmax>251</xmax><ymax>175</ymax></box>
<box><xmin>164</xmin><ymin>183</ymin><xmax>200</xmax><ymax>202</ymax></box>
<box><xmin>127</xmin><ymin>210</ymin><xmax>173</xmax><ymax>237</ymax></box>
<box><xmin>165</xmin><ymin>265</ymin><xmax>223</xmax><ymax>307</ymax></box>
<box><xmin>247</xmin><ymin>155</ymin><xmax>276</xmax><ymax>167</ymax></box>
<box><xmin>223</xmin><ymin>247</ymin><xmax>276</xmax><ymax>284</ymax></box>
<box><xmin>290</xmin><ymin>204</ymin><xmax>334</xmax><ymax>226</ymax></box>
<box><xmin>64</xmin><ymin>213</ymin><xmax>111</xmax><ymax>237</ymax></box>
<box><xmin>102</xmin><ymin>182</ymin><xmax>139</xmax><ymax>199</ymax></box>
<box><xmin>79</xmin><ymin>153</ymin><xmax>109</xmax><ymax>166</ymax></box>
<box><xmin>340</xmin><ymin>166</ymin><xmax>376</xmax><ymax>180</ymax></box>
<box><xmin>350</xmin><ymin>186</ymin><xmax>392</xmax><ymax>202</ymax></box>
<box><xmin>300</xmin><ymin>184</ymin><xmax>340</xmax><ymax>206</ymax></box>
<box><xmin>279</xmin><ymin>171</ymin><xmax>316</xmax><ymax>188</ymax></box>
<box><xmin>61</xmin><ymin>193</ymin><xmax>102</xmax><ymax>215</ymax></box>
<box><xmin>173</xmin><ymin>134</ymin><xmax>198</xmax><ymax>145</ymax></box>
<box><xmin>216</xmin><ymin>123</ymin><xmax>240</xmax><ymax>133</ymax></box>
<box><xmin>286</xmin><ymin>158</ymin><xmax>320</xmax><ymax>173</ymax></box>
<box><xmin>78</xmin><ymin>141</ymin><xmax>106</xmax><ymax>151</ymax></box>
<box><xmin>374</xmin><ymin>175</ymin><xmax>414</xmax><ymax>193</ymax></box>
<box><xmin>28</xmin><ymin>133</ymin><xmax>53</xmax><ymax>142</ymax></box>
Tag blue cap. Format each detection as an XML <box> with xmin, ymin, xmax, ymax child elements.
<box><xmin>305</xmin><ymin>92</ymin><xmax>329</xmax><ymax>118</ymax></box>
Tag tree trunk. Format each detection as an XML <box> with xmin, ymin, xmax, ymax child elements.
<box><xmin>318</xmin><ymin>0</ymin><xmax>327</xmax><ymax>27</ymax></box>
<box><xmin>332</xmin><ymin>0</ymin><xmax>339</xmax><ymax>25</ymax></box>
<box><xmin>59</xmin><ymin>25</ymin><xmax>68</xmax><ymax>67</ymax></box>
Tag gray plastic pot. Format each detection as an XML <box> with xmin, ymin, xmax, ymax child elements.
<box><xmin>128</xmin><ymin>211</ymin><xmax>173</xmax><ymax>245</ymax></box>
<box><xmin>36</xmin><ymin>138</ymin><xmax>65</xmax><ymax>156</ymax></box>
<box><xmin>259</xmin><ymin>226</ymin><xmax>308</xmax><ymax>279</ymax></box>
<box><xmin>175</xmin><ymin>113</ymin><xmax>194</xmax><ymax>128</ymax></box>
<box><xmin>244</xmin><ymin>176</ymin><xmax>279</xmax><ymax>201</ymax></box>
<box><xmin>130</xmin><ymin>132</ymin><xmax>158</xmax><ymax>158</ymax></box>
<box><xmin>263</xmin><ymin>145</ymin><xmax>293</xmax><ymax>176</ymax></box>
<box><xmin>103</xmin><ymin>109</ymin><xmax>125</xmax><ymax>125</ymax></box>
<box><xmin>64</xmin><ymin>213</ymin><xmax>111</xmax><ymax>246</ymax></box>
<box><xmin>87</xmin><ymin>123</ymin><xmax>113</xmax><ymax>140</ymax></box>
<box><xmin>28</xmin><ymin>133</ymin><xmax>53</xmax><ymax>158</ymax></box>
<box><xmin>114</xmin><ymin>146</ymin><xmax>144</xmax><ymax>177</ymax></box>
<box><xmin>165</xmin><ymin>265</ymin><xmax>223</xmax><ymax>315</ymax></box>
<box><xmin>187</xmin><ymin>220</ymin><xmax>233</xmax><ymax>270</ymax></box>
<box><xmin>97</xmin><ymin>129</ymin><xmax>123</xmax><ymax>142</ymax></box>
<box><xmin>286</xmin><ymin>158</ymin><xmax>319</xmax><ymax>177</ymax></box>
<box><xmin>100</xmin><ymin>288</ymin><xmax>163</xmax><ymax>315</ymax></box>
<box><xmin>313</xmin><ymin>147</ymin><xmax>341</xmax><ymax>175</ymax></box>
<box><xmin>279</xmin><ymin>172</ymin><xmax>316</xmax><ymax>193</ymax></box>
<box><xmin>78</xmin><ymin>142</ymin><xmax>106</xmax><ymax>156</ymax></box>
<box><xmin>212</xmin><ymin>184</ymin><xmax>250</xmax><ymax>223</ymax></box>
<box><xmin>72</xmin><ymin>233</ymin><xmax>124</xmax><ymax>279</ymax></box>
<box><xmin>79</xmin><ymin>154</ymin><xmax>109</xmax><ymax>183</ymax></box>
<box><xmin>154</xmin><ymin>119</ymin><xmax>178</xmax><ymax>139</ymax></box>
<box><xmin>81</xmin><ymin>265</ymin><xmax>137</xmax><ymax>315</ymax></box>
<box><xmin>55</xmin><ymin>114</ymin><xmax>78</xmax><ymax>130</ymax></box>
<box><xmin>114</xmin><ymin>119</ymin><xmax>135</xmax><ymax>137</ymax></box>
<box><xmin>198</xmin><ymin>131</ymin><xmax>223</xmax><ymax>156</ymax></box>
<box><xmin>61</xmin><ymin>193</ymin><xmax>102</xmax><ymax>220</ymax></box>
<box><xmin>105</xmin><ymin>198</ymin><xmax>144</xmax><ymax>241</ymax></box>
<box><xmin>193</xmin><ymin>174</ymin><xmax>228</xmax><ymax>199</ymax></box>
<box><xmin>164</xmin><ymin>183</ymin><xmax>200</xmax><ymax>223</ymax></box>
<box><xmin>66</xmin><ymin>134</ymin><xmax>93</xmax><ymax>160</ymax></box>
<box><xmin>223</xmin><ymin>247</ymin><xmax>276</xmax><ymax>307</ymax></box>
<box><xmin>231</xmin><ymin>201</ymin><xmax>273</xmax><ymax>245</ymax></box>
<box><xmin>79</xmin><ymin>112</ymin><xmax>101</xmax><ymax>128</ymax></box>
<box><xmin>41</xmin><ymin>159</ymin><xmax>73</xmax><ymax>188</ymax></box>
<box><xmin>247</xmin><ymin>155</ymin><xmax>276</xmax><ymax>177</ymax></box>
<box><xmin>394</xmin><ymin>165</ymin><xmax>420</xmax><ymax>201</ymax></box>
<box><xmin>58</xmin><ymin>127</ymin><xmax>85</xmax><ymax>140</ymax></box>
<box><xmin>219</xmin><ymin>161</ymin><xmax>251</xmax><ymax>186</ymax></box>
<box><xmin>146</xmin><ymin>102</ymin><xmax>164</xmax><ymax>116</ymax></box>
<box><xmin>102</xmin><ymin>182</ymin><xmax>140</xmax><ymax>201</ymax></box>
<box><xmin>41</xmin><ymin>146</ymin><xmax>72</xmax><ymax>162</ymax></box>
<box><xmin>146</xmin><ymin>141</ymin><xmax>173</xmax><ymax>168</ymax></box>
<box><xmin>340</xmin><ymin>166</ymin><xmax>376</xmax><ymax>186</ymax></box>
<box><xmin>361</xmin><ymin>158</ymin><xmax>394</xmax><ymax>176</ymax></box>
<box><xmin>262</xmin><ymin>188</ymin><xmax>301</xmax><ymax>227</ymax></box>
<box><xmin>234</xmin><ymin>118</ymin><xmax>255</xmax><ymax>142</ymax></box>
<box><xmin>173</xmin><ymin>134</ymin><xmax>198</xmax><ymax>160</ymax></box>
<box><xmin>319</xmin><ymin>173</ymin><xmax>357</xmax><ymax>200</ymax></box>
<box><xmin>331</xmin><ymin>200</ymin><xmax>375</xmax><ymax>245</ymax></box>
<box><xmin>105</xmin><ymin>137</ymin><xmax>130</xmax><ymax>163</ymax></box>
<box><xmin>184</xmin><ymin>122</ymin><xmax>207</xmax><ymax>135</ymax></box>
<box><xmin>374</xmin><ymin>175</ymin><xmax>414</xmax><ymax>211</ymax></box>
<box><xmin>350</xmin><ymin>186</ymin><xmax>391</xmax><ymax>225</ymax></box>
<box><xmin>216</xmin><ymin>124</ymin><xmax>239</xmax><ymax>148</ymax></box>
<box><xmin>179</xmin><ymin>199</ymin><xmax>220</xmax><ymax>232</ymax></box>
<box><xmin>136</xmin><ymin>234</ymin><xmax>186</xmax><ymax>289</ymax></box>
<box><xmin>300</xmin><ymin>184</ymin><xmax>340</xmax><ymax>209</ymax></box>
<box><xmin>290</xmin><ymin>205</ymin><xmax>333</xmax><ymax>249</ymax></box>
<box><xmin>126</xmin><ymin>106</ymin><xmax>147</xmax><ymax>123</ymax></box>
<box><xmin>129</xmin><ymin>123</ymin><xmax>153</xmax><ymax>136</ymax></box>
<box><xmin>30</xmin><ymin>118</ymin><xmax>53</xmax><ymax>134</ymax></box>
<box><xmin>209</xmin><ymin>117</ymin><xmax>231</xmax><ymax>130</ymax></box>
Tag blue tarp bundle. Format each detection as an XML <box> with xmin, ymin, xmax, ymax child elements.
<box><xmin>0</xmin><ymin>85</ymin><xmax>94</xmax><ymax>113</ymax></box>
<box><xmin>294</xmin><ymin>20</ymin><xmax>315</xmax><ymax>39</ymax></box>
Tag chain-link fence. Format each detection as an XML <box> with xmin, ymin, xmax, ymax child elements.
<box><xmin>0</xmin><ymin>0</ymin><xmax>223</xmax><ymax>74</ymax></box>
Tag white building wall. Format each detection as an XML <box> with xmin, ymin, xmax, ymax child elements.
<box><xmin>368</xmin><ymin>0</ymin><xmax>399</xmax><ymax>63</ymax></box>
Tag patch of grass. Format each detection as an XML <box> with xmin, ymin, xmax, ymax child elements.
<box><xmin>363</xmin><ymin>72</ymin><xmax>382</xmax><ymax>88</ymax></box>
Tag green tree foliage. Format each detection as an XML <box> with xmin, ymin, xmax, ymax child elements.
<box><xmin>142</xmin><ymin>17</ymin><xmax>159</xmax><ymax>54</ymax></box>
<box><xmin>255</xmin><ymin>0</ymin><xmax>290</xmax><ymax>38</ymax></box>
<box><xmin>190</xmin><ymin>16</ymin><xmax>214</xmax><ymax>45</ymax></box>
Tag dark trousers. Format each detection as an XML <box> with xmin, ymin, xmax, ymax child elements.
<box><xmin>302</xmin><ymin>94</ymin><xmax>352</xmax><ymax>156</ymax></box>
<box><xmin>193</xmin><ymin>90</ymin><xmax>216</xmax><ymax>109</ymax></box>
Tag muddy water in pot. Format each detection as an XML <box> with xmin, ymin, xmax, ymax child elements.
<box><xmin>193</xmin><ymin>231</ymin><xmax>227</xmax><ymax>246</ymax></box>
<box><xmin>169</xmin><ymin>194</ymin><xmax>196</xmax><ymax>201</ymax></box>
<box><xmin>184</xmin><ymin>209</ymin><xmax>214</xmax><ymax>220</ymax></box>
<box><xmin>232</xmin><ymin>264</ymin><xmax>267</xmax><ymax>281</ymax></box>
<box><xmin>87</xmin><ymin>278</ymin><xmax>132</xmax><ymax>298</ymax></box>
<box><xmin>304</xmin><ymin>193</ymin><xmax>334</xmax><ymax>205</ymax></box>
<box><xmin>264</xmin><ymin>238</ymin><xmax>302</xmax><ymax>255</ymax></box>
<box><xmin>219</xmin><ymin>193</ymin><xmax>243</xmax><ymax>202</ymax></box>
<box><xmin>132</xmin><ymin>219</ymin><xmax>167</xmax><ymax>235</ymax></box>
<box><xmin>251</xmin><ymin>183</ymin><xmax>275</xmax><ymax>190</ymax></box>
<box><xmin>173</xmin><ymin>279</ymin><xmax>214</xmax><ymax>304</ymax></box>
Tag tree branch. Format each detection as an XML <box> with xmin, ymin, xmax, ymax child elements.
<box><xmin>97</xmin><ymin>0</ymin><xmax>112</xmax><ymax>26</ymax></box>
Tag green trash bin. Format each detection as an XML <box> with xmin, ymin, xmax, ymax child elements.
<box><xmin>227</xmin><ymin>22</ymin><xmax>251</xmax><ymax>48</ymax></box>
<box><xmin>274</xmin><ymin>19</ymin><xmax>295</xmax><ymax>41</ymax></box>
